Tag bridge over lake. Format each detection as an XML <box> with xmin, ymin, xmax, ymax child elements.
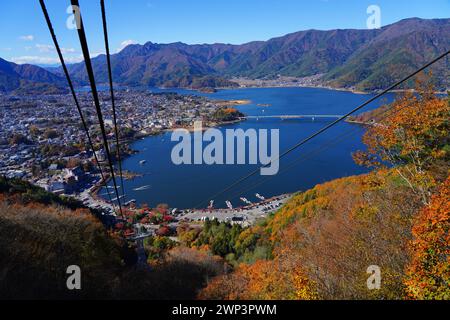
<box><xmin>240</xmin><ymin>114</ymin><xmax>344</xmax><ymax>120</ymax></box>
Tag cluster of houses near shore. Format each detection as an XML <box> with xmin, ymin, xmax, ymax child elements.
<box><xmin>0</xmin><ymin>90</ymin><xmax>225</xmax><ymax>197</ymax></box>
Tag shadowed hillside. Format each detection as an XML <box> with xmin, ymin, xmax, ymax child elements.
<box><xmin>0</xmin><ymin>178</ymin><xmax>227</xmax><ymax>300</ymax></box>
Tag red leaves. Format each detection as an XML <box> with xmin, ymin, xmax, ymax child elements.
<box><xmin>115</xmin><ymin>222</ymin><xmax>124</xmax><ymax>230</ymax></box>
<box><xmin>156</xmin><ymin>226</ymin><xmax>171</xmax><ymax>237</ymax></box>
<box><xmin>163</xmin><ymin>215</ymin><xmax>174</xmax><ymax>222</ymax></box>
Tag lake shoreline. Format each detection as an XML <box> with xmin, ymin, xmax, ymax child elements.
<box><xmin>209</xmin><ymin>84</ymin><xmax>448</xmax><ymax>96</ymax></box>
<box><xmin>90</xmin><ymin>96</ymin><xmax>250</xmax><ymax>208</ymax></box>
<box><xmin>97</xmin><ymin>86</ymin><xmax>391</xmax><ymax>209</ymax></box>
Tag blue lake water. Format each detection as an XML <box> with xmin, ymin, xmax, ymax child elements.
<box><xmin>103</xmin><ymin>87</ymin><xmax>395</xmax><ymax>209</ymax></box>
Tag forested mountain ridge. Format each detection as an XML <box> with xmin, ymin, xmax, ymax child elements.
<box><xmin>0</xmin><ymin>58</ymin><xmax>67</xmax><ymax>94</ymax></box>
<box><xmin>2</xmin><ymin>18</ymin><xmax>446</xmax><ymax>93</ymax></box>
<box><xmin>65</xmin><ymin>18</ymin><xmax>449</xmax><ymax>90</ymax></box>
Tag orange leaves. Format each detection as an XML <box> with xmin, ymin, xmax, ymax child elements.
<box><xmin>362</xmin><ymin>90</ymin><xmax>448</xmax><ymax>165</ymax></box>
<box><xmin>405</xmin><ymin>176</ymin><xmax>450</xmax><ymax>300</ymax></box>
<box><xmin>200</xmin><ymin>84</ymin><xmax>449</xmax><ymax>300</ymax></box>
<box><xmin>199</xmin><ymin>258</ymin><xmax>317</xmax><ymax>300</ymax></box>
<box><xmin>352</xmin><ymin>150</ymin><xmax>380</xmax><ymax>168</ymax></box>
<box><xmin>355</xmin><ymin>82</ymin><xmax>449</xmax><ymax>206</ymax></box>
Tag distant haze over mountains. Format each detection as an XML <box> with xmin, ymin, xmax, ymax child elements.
<box><xmin>0</xmin><ymin>58</ymin><xmax>67</xmax><ymax>94</ymax></box>
<box><xmin>1</xmin><ymin>18</ymin><xmax>449</xmax><ymax>94</ymax></box>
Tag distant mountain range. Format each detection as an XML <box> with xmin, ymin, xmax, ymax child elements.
<box><xmin>0</xmin><ymin>58</ymin><xmax>67</xmax><ymax>94</ymax></box>
<box><xmin>1</xmin><ymin>18</ymin><xmax>449</xmax><ymax>94</ymax></box>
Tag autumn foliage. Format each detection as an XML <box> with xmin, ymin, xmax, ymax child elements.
<box><xmin>200</xmin><ymin>82</ymin><xmax>449</xmax><ymax>300</ymax></box>
<box><xmin>199</xmin><ymin>258</ymin><xmax>317</xmax><ymax>300</ymax></box>
<box><xmin>353</xmin><ymin>81</ymin><xmax>449</xmax><ymax>204</ymax></box>
<box><xmin>2</xmin><ymin>78</ymin><xmax>449</xmax><ymax>300</ymax></box>
<box><xmin>405</xmin><ymin>176</ymin><xmax>450</xmax><ymax>300</ymax></box>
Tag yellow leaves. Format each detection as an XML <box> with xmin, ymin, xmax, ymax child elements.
<box><xmin>360</xmin><ymin>171</ymin><xmax>387</xmax><ymax>191</ymax></box>
<box><xmin>351</xmin><ymin>204</ymin><xmax>378</xmax><ymax>220</ymax></box>
<box><xmin>431</xmin><ymin>149</ymin><xmax>447</xmax><ymax>160</ymax></box>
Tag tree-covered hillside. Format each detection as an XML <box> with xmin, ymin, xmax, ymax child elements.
<box><xmin>197</xmin><ymin>84</ymin><xmax>449</xmax><ymax>300</ymax></box>
<box><xmin>0</xmin><ymin>178</ymin><xmax>227</xmax><ymax>299</ymax></box>
<box><xmin>63</xmin><ymin>18</ymin><xmax>450</xmax><ymax>91</ymax></box>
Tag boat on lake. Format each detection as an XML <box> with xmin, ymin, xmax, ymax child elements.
<box><xmin>125</xmin><ymin>199</ymin><xmax>136</xmax><ymax>206</ymax></box>
<box><xmin>133</xmin><ymin>185</ymin><xmax>151</xmax><ymax>191</ymax></box>
<box><xmin>111</xmin><ymin>195</ymin><xmax>126</xmax><ymax>201</ymax></box>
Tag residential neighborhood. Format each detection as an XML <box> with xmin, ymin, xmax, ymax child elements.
<box><xmin>0</xmin><ymin>90</ymin><xmax>237</xmax><ymax>205</ymax></box>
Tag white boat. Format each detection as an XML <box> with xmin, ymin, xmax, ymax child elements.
<box><xmin>133</xmin><ymin>185</ymin><xmax>151</xmax><ymax>191</ymax></box>
<box><xmin>256</xmin><ymin>193</ymin><xmax>265</xmax><ymax>201</ymax></box>
<box><xmin>111</xmin><ymin>195</ymin><xmax>126</xmax><ymax>201</ymax></box>
<box><xmin>139</xmin><ymin>160</ymin><xmax>147</xmax><ymax>165</ymax></box>
<box><xmin>240</xmin><ymin>197</ymin><xmax>252</xmax><ymax>205</ymax></box>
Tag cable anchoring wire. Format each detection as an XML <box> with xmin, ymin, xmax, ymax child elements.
<box><xmin>70</xmin><ymin>0</ymin><xmax>124</xmax><ymax>217</ymax></box>
<box><xmin>100</xmin><ymin>0</ymin><xmax>126</xmax><ymax>201</ymax></box>
<box><xmin>39</xmin><ymin>0</ymin><xmax>117</xmax><ymax>212</ymax></box>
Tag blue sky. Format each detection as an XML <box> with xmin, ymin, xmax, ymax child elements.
<box><xmin>0</xmin><ymin>0</ymin><xmax>448</xmax><ymax>65</ymax></box>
